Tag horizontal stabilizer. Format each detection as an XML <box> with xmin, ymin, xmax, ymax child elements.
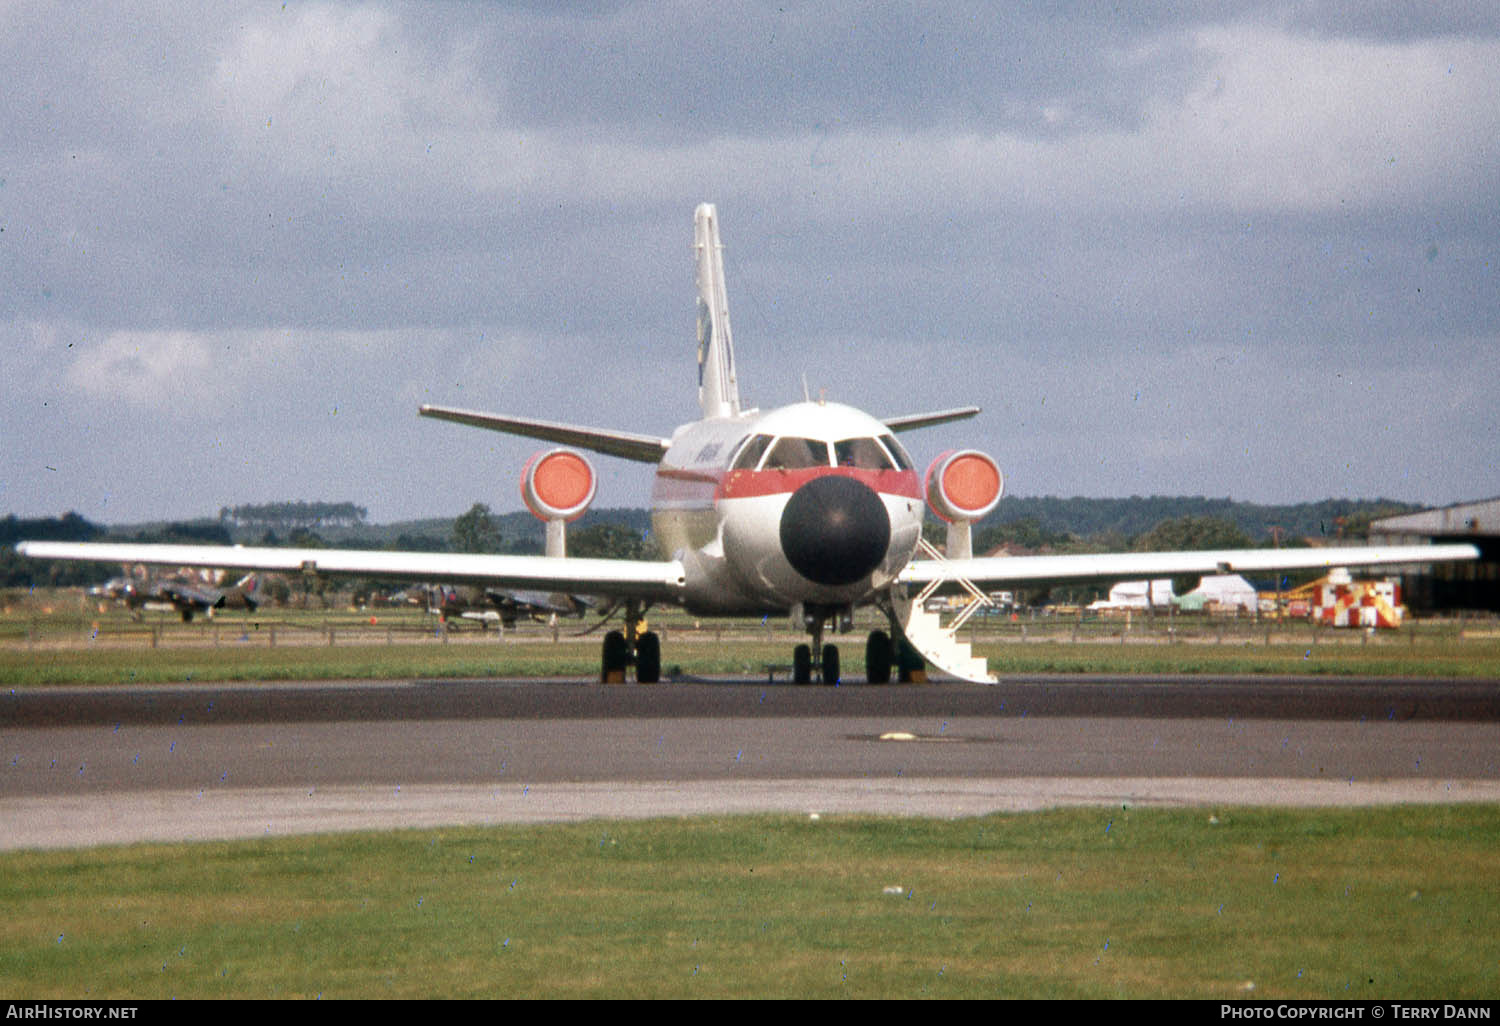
<box><xmin>881</xmin><ymin>407</ymin><xmax>982</xmax><ymax>433</ymax></box>
<box><xmin>419</xmin><ymin>405</ymin><xmax>670</xmax><ymax>464</ymax></box>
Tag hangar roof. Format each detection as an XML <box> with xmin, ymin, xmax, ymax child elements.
<box><xmin>1371</xmin><ymin>498</ymin><xmax>1500</xmax><ymax>538</ymax></box>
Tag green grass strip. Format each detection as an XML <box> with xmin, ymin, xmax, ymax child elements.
<box><xmin>2</xmin><ymin>806</ymin><xmax>1497</xmax><ymax>999</ymax></box>
<box><xmin>4</xmin><ymin>636</ymin><xmax>1500</xmax><ymax>685</ymax></box>
<box><xmin>6</xmin><ymin>596</ymin><xmax>1500</xmax><ymax>683</ymax></box>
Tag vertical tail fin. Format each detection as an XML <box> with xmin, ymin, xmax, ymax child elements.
<box><xmin>694</xmin><ymin>203</ymin><xmax>741</xmax><ymax>419</ymax></box>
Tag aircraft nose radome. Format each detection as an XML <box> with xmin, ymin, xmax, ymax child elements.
<box><xmin>778</xmin><ymin>475</ymin><xmax>891</xmax><ymax>587</ymax></box>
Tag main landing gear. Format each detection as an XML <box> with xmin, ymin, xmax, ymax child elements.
<box><xmin>861</xmin><ymin>626</ymin><xmax>927</xmax><ymax>684</ymax></box>
<box><xmin>791</xmin><ymin>605</ymin><xmax>924</xmax><ymax>685</ymax></box>
<box><xmin>600</xmin><ymin>599</ymin><xmax>661</xmax><ymax>683</ymax></box>
<box><xmin>599</xmin><ymin>602</ymin><xmax>927</xmax><ymax>686</ymax></box>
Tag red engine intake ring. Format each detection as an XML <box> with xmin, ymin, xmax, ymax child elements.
<box><xmin>924</xmin><ymin>449</ymin><xmax>1004</xmax><ymax>523</ymax></box>
<box><xmin>521</xmin><ymin>449</ymin><xmax>597</xmax><ymax>522</ymax></box>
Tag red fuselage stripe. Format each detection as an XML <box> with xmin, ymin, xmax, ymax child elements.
<box><xmin>652</xmin><ymin>466</ymin><xmax>922</xmax><ymax>504</ymax></box>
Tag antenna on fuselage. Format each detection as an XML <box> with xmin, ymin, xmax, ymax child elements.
<box><xmin>695</xmin><ymin>203</ymin><xmax>742</xmax><ymax>420</ymax></box>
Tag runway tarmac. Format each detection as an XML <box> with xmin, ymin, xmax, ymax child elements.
<box><xmin>4</xmin><ymin>676</ymin><xmax>1500</xmax><ymax>850</ymax></box>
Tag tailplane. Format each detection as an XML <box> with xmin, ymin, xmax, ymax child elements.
<box><xmin>695</xmin><ymin>203</ymin><xmax>742</xmax><ymax>419</ymax></box>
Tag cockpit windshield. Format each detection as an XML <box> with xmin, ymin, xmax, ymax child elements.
<box><xmin>833</xmin><ymin>437</ymin><xmax>896</xmax><ymax>470</ymax></box>
<box><xmin>731</xmin><ymin>433</ymin><xmax>910</xmax><ymax>472</ymax></box>
<box><xmin>761</xmin><ymin>436</ymin><xmax>832</xmax><ymax>470</ymax></box>
<box><xmin>878</xmin><ymin>433</ymin><xmax>914</xmax><ymax>470</ymax></box>
<box><xmin>730</xmin><ymin>434</ymin><xmax>773</xmax><ymax>471</ymax></box>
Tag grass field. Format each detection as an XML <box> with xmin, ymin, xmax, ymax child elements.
<box><xmin>5</xmin><ymin>589</ymin><xmax>1500</xmax><ymax>684</ymax></box>
<box><xmin>1</xmin><ymin>806</ymin><xmax>1496</xmax><ymax>999</ymax></box>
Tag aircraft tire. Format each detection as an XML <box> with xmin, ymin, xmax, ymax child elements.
<box><xmin>793</xmin><ymin>644</ymin><xmax>812</xmax><ymax>685</ymax></box>
<box><xmin>896</xmin><ymin>637</ymin><xmax>927</xmax><ymax>684</ymax></box>
<box><xmin>636</xmin><ymin>631</ymin><xmax>661</xmax><ymax>684</ymax></box>
<box><xmin>865</xmin><ymin>630</ymin><xmax>893</xmax><ymax>684</ymax></box>
<box><xmin>602</xmin><ymin>631</ymin><xmax>629</xmax><ymax>683</ymax></box>
<box><xmin>821</xmin><ymin>644</ymin><xmax>840</xmax><ymax>685</ymax></box>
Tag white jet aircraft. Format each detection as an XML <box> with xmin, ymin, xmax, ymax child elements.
<box><xmin>18</xmin><ymin>204</ymin><xmax>1480</xmax><ymax>684</ymax></box>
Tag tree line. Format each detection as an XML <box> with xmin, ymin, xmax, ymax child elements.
<box><xmin>3</xmin><ymin>496</ymin><xmax>1424</xmax><ymax>590</ymax></box>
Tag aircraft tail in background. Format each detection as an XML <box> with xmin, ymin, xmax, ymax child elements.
<box><xmin>695</xmin><ymin>203</ymin><xmax>741</xmax><ymax>420</ymax></box>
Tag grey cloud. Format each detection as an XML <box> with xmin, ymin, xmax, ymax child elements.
<box><xmin>3</xmin><ymin>2</ymin><xmax>1497</xmax><ymax>521</ymax></box>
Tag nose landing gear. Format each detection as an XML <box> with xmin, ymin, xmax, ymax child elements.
<box><xmin>791</xmin><ymin>605</ymin><xmax>850</xmax><ymax>685</ymax></box>
<box><xmin>791</xmin><ymin>641</ymin><xmax>842</xmax><ymax>685</ymax></box>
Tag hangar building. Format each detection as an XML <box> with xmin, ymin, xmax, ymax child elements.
<box><xmin>1369</xmin><ymin>499</ymin><xmax>1500</xmax><ymax>612</ymax></box>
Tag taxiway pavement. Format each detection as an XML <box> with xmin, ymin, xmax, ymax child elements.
<box><xmin>4</xmin><ymin>677</ymin><xmax>1499</xmax><ymax>849</ymax></box>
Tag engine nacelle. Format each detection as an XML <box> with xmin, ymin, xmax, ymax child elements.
<box><xmin>924</xmin><ymin>449</ymin><xmax>1004</xmax><ymax>524</ymax></box>
<box><xmin>521</xmin><ymin>449</ymin><xmax>597</xmax><ymax>523</ymax></box>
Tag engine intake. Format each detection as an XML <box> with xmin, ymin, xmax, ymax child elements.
<box><xmin>924</xmin><ymin>449</ymin><xmax>1004</xmax><ymax>523</ymax></box>
<box><xmin>521</xmin><ymin>449</ymin><xmax>597</xmax><ymax>523</ymax></box>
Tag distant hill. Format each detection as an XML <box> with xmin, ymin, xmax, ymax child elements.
<box><xmin>85</xmin><ymin>497</ymin><xmax>1419</xmax><ymax>553</ymax></box>
<box><xmin>972</xmin><ymin>496</ymin><xmax>1423</xmax><ymax>545</ymax></box>
<box><xmin>96</xmin><ymin>507</ymin><xmax>654</xmax><ymax>555</ymax></box>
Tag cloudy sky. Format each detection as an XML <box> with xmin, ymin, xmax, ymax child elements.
<box><xmin>4</xmin><ymin>2</ymin><xmax>1497</xmax><ymax>525</ymax></box>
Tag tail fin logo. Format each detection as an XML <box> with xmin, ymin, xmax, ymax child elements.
<box><xmin>697</xmin><ymin>296</ymin><xmax>711</xmax><ymax>391</ymax></box>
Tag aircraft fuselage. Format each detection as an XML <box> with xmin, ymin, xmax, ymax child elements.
<box><xmin>650</xmin><ymin>400</ymin><xmax>925</xmax><ymax>615</ymax></box>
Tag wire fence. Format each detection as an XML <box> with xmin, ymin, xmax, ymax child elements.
<box><xmin>6</xmin><ymin>603</ymin><xmax>1497</xmax><ymax>653</ymax></box>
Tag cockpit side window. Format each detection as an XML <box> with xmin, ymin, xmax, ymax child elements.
<box><xmin>762</xmin><ymin>436</ymin><xmax>832</xmax><ymax>470</ymax></box>
<box><xmin>731</xmin><ymin>434</ymin><xmax>773</xmax><ymax>471</ymax></box>
<box><xmin>877</xmin><ymin>434</ymin><xmax>914</xmax><ymax>470</ymax></box>
<box><xmin>833</xmin><ymin>437</ymin><xmax>896</xmax><ymax>470</ymax></box>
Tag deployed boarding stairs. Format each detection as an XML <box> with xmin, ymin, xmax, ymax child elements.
<box><xmin>892</xmin><ymin>539</ymin><xmax>998</xmax><ymax>684</ymax></box>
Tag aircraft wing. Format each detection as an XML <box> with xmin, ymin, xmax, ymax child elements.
<box><xmin>418</xmin><ymin>405</ymin><xmax>670</xmax><ymax>464</ymax></box>
<box><xmin>16</xmin><ymin>542</ymin><xmax>687</xmax><ymax>603</ymax></box>
<box><xmin>486</xmin><ymin>589</ymin><xmax>596</xmax><ymax>617</ymax></box>
<box><xmin>900</xmin><ymin>543</ymin><xmax>1481</xmax><ymax>589</ymax></box>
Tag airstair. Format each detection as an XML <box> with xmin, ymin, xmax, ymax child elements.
<box><xmin>892</xmin><ymin>539</ymin><xmax>997</xmax><ymax>684</ymax></box>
